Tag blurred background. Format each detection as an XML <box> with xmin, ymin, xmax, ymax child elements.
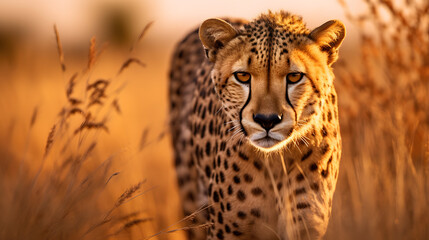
<box><xmin>0</xmin><ymin>0</ymin><xmax>428</xmax><ymax>239</ymax></box>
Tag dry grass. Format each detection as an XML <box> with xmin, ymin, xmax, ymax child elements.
<box><xmin>0</xmin><ymin>0</ymin><xmax>428</xmax><ymax>240</ymax></box>
<box><xmin>0</xmin><ymin>24</ymin><xmax>163</xmax><ymax>240</ymax></box>
<box><xmin>326</xmin><ymin>0</ymin><xmax>429</xmax><ymax>239</ymax></box>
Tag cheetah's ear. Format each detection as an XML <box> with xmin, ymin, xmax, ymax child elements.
<box><xmin>309</xmin><ymin>20</ymin><xmax>346</xmax><ymax>66</ymax></box>
<box><xmin>199</xmin><ymin>18</ymin><xmax>238</xmax><ymax>62</ymax></box>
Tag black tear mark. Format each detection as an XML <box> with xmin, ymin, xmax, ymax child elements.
<box><xmin>285</xmin><ymin>82</ymin><xmax>298</xmax><ymax>123</ymax></box>
<box><xmin>239</xmin><ymin>81</ymin><xmax>251</xmax><ymax>136</ymax></box>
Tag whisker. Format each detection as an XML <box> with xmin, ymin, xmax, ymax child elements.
<box><xmin>293</xmin><ymin>137</ymin><xmax>302</xmax><ymax>154</ymax></box>
<box><xmin>215</xmin><ymin>106</ymin><xmax>224</xmax><ymax>115</ymax></box>
<box><xmin>224</xmin><ymin>120</ymin><xmax>239</xmax><ymax>125</ymax></box>
<box><xmin>227</xmin><ymin>124</ymin><xmax>240</xmax><ymax>132</ymax></box>
<box><xmin>228</xmin><ymin>128</ymin><xmax>243</xmax><ymax>142</ymax></box>
<box><xmin>300</xmin><ymin>136</ymin><xmax>309</xmax><ymax>147</ymax></box>
<box><xmin>238</xmin><ymin>135</ymin><xmax>245</xmax><ymax>145</ymax></box>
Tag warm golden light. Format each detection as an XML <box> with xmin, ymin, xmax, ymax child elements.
<box><xmin>0</xmin><ymin>0</ymin><xmax>427</xmax><ymax>239</ymax></box>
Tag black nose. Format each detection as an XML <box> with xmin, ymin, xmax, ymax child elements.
<box><xmin>253</xmin><ymin>113</ymin><xmax>282</xmax><ymax>131</ymax></box>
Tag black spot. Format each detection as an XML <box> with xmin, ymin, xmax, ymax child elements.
<box><xmin>250</xmin><ymin>208</ymin><xmax>261</xmax><ymax>218</ymax></box>
<box><xmin>237</xmin><ymin>190</ymin><xmax>246</xmax><ymax>201</ymax></box>
<box><xmin>297</xmin><ymin>202</ymin><xmax>310</xmax><ymax>209</ymax></box>
<box><xmin>226</xmin><ymin>202</ymin><xmax>231</xmax><ymax>211</ymax></box>
<box><xmin>199</xmin><ymin>148</ymin><xmax>204</xmax><ymax>159</ymax></box>
<box><xmin>243</xmin><ymin>174</ymin><xmax>253</xmax><ymax>183</ymax></box>
<box><xmin>220</xmin><ymin>171</ymin><xmax>225</xmax><ymax>182</ymax></box>
<box><xmin>237</xmin><ymin>211</ymin><xmax>247</xmax><ymax>219</ymax></box>
<box><xmin>238</xmin><ymin>152</ymin><xmax>249</xmax><ymax>161</ymax></box>
<box><xmin>233</xmin><ymin>231</ymin><xmax>243</xmax><ymax>236</ymax></box>
<box><xmin>228</xmin><ymin>185</ymin><xmax>233</xmax><ymax>195</ymax></box>
<box><xmin>216</xmin><ymin>229</ymin><xmax>224</xmax><ymax>239</ymax></box>
<box><xmin>248</xmin><ymin>57</ymin><xmax>252</xmax><ymax>65</ymax></box>
<box><xmin>205</xmin><ymin>166</ymin><xmax>211</xmax><ymax>178</ymax></box>
<box><xmin>209</xmin><ymin>121</ymin><xmax>214</xmax><ymax>134</ymax></box>
<box><xmin>205</xmin><ymin>142</ymin><xmax>211</xmax><ymax>156</ymax></box>
<box><xmin>208</xmin><ymin>100</ymin><xmax>213</xmax><ymax>112</ymax></box>
<box><xmin>201</xmin><ymin>125</ymin><xmax>206</xmax><ymax>138</ymax></box>
<box><xmin>225</xmin><ymin>224</ymin><xmax>231</xmax><ymax>233</ymax></box>
<box><xmin>219</xmin><ymin>188</ymin><xmax>224</xmax><ymax>198</ymax></box>
<box><xmin>321</xmin><ymin>143</ymin><xmax>330</xmax><ymax>155</ymax></box>
<box><xmin>194</xmin><ymin>146</ymin><xmax>200</xmax><ymax>160</ymax></box>
<box><xmin>321</xmin><ymin>126</ymin><xmax>328</xmax><ymax>137</ymax></box>
<box><xmin>186</xmin><ymin>191</ymin><xmax>195</xmax><ymax>201</ymax></box>
<box><xmin>233</xmin><ymin>176</ymin><xmax>241</xmax><ymax>184</ymax></box>
<box><xmin>213</xmin><ymin>191</ymin><xmax>219</xmax><ymax>202</ymax></box>
<box><xmin>296</xmin><ymin>173</ymin><xmax>305</xmax><ymax>182</ymax></box>
<box><xmin>311</xmin><ymin>183</ymin><xmax>319</xmax><ymax>191</ymax></box>
<box><xmin>251</xmin><ymin>187</ymin><xmax>263</xmax><ymax>196</ymax></box>
<box><xmin>197</xmin><ymin>104</ymin><xmax>202</xmax><ymax>115</ymax></box>
<box><xmin>224</xmin><ymin>160</ymin><xmax>229</xmax><ymax>170</ymax></box>
<box><xmin>208</xmin><ymin>183</ymin><xmax>213</xmax><ymax>196</ymax></box>
<box><xmin>253</xmin><ymin>160</ymin><xmax>262</xmax><ymax>170</ymax></box>
<box><xmin>178</xmin><ymin>50</ymin><xmax>184</xmax><ymax>58</ymax></box>
<box><xmin>232</xmin><ymin>163</ymin><xmax>240</xmax><ymax>172</ymax></box>
<box><xmin>310</xmin><ymin>163</ymin><xmax>318</xmax><ymax>171</ymax></box>
<box><xmin>220</xmin><ymin>141</ymin><xmax>226</xmax><ymax>151</ymax></box>
<box><xmin>321</xmin><ymin>168</ymin><xmax>329</xmax><ymax>178</ymax></box>
<box><xmin>201</xmin><ymin>107</ymin><xmax>206</xmax><ymax>118</ymax></box>
<box><xmin>295</xmin><ymin>188</ymin><xmax>306</xmax><ymax>195</ymax></box>
<box><xmin>218</xmin><ymin>212</ymin><xmax>223</xmax><ymax>224</ymax></box>
<box><xmin>277</xmin><ymin>182</ymin><xmax>283</xmax><ymax>190</ymax></box>
<box><xmin>301</xmin><ymin>149</ymin><xmax>313</xmax><ymax>161</ymax></box>
<box><xmin>327</xmin><ymin>111</ymin><xmax>332</xmax><ymax>122</ymax></box>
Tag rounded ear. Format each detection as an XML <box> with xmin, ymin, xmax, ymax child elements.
<box><xmin>309</xmin><ymin>20</ymin><xmax>346</xmax><ymax>65</ymax></box>
<box><xmin>199</xmin><ymin>18</ymin><xmax>238</xmax><ymax>62</ymax></box>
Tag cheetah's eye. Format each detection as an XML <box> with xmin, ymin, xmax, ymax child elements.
<box><xmin>233</xmin><ymin>72</ymin><xmax>251</xmax><ymax>83</ymax></box>
<box><xmin>286</xmin><ymin>72</ymin><xmax>304</xmax><ymax>84</ymax></box>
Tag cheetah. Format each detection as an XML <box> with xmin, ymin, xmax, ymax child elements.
<box><xmin>169</xmin><ymin>11</ymin><xmax>345</xmax><ymax>240</ymax></box>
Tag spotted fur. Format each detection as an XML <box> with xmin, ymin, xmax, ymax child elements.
<box><xmin>169</xmin><ymin>11</ymin><xmax>345</xmax><ymax>240</ymax></box>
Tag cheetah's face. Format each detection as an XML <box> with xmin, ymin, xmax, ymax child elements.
<box><xmin>200</xmin><ymin>18</ymin><xmax>345</xmax><ymax>150</ymax></box>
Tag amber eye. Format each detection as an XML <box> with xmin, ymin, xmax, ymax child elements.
<box><xmin>233</xmin><ymin>72</ymin><xmax>251</xmax><ymax>83</ymax></box>
<box><xmin>286</xmin><ymin>72</ymin><xmax>304</xmax><ymax>83</ymax></box>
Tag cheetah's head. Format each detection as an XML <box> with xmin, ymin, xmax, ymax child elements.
<box><xmin>199</xmin><ymin>12</ymin><xmax>345</xmax><ymax>151</ymax></box>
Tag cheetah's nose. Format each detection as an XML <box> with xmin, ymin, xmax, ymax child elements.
<box><xmin>253</xmin><ymin>113</ymin><xmax>282</xmax><ymax>131</ymax></box>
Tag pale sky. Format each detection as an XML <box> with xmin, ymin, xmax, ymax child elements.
<box><xmin>0</xmin><ymin>0</ymin><xmax>354</xmax><ymax>44</ymax></box>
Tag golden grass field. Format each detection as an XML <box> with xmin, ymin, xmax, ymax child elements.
<box><xmin>0</xmin><ymin>0</ymin><xmax>428</xmax><ymax>239</ymax></box>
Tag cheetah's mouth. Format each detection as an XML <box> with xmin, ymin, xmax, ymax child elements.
<box><xmin>248</xmin><ymin>129</ymin><xmax>292</xmax><ymax>149</ymax></box>
<box><xmin>251</xmin><ymin>135</ymin><xmax>281</xmax><ymax>148</ymax></box>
